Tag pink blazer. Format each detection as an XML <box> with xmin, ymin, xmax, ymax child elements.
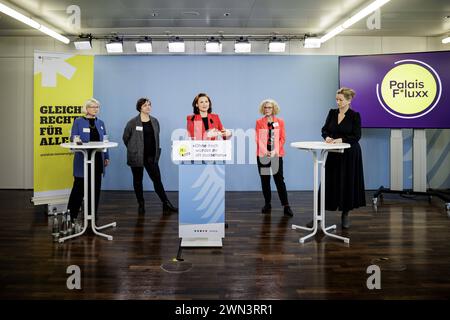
<box><xmin>255</xmin><ymin>116</ymin><xmax>286</xmax><ymax>157</ymax></box>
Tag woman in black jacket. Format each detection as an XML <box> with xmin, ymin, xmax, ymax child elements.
<box><xmin>122</xmin><ymin>98</ymin><xmax>177</xmax><ymax>214</ymax></box>
<box><xmin>320</xmin><ymin>87</ymin><xmax>366</xmax><ymax>229</ymax></box>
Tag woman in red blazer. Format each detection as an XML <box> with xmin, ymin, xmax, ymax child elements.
<box><xmin>187</xmin><ymin>93</ymin><xmax>231</xmax><ymax>140</ymax></box>
<box><xmin>255</xmin><ymin>99</ymin><xmax>293</xmax><ymax>217</ymax></box>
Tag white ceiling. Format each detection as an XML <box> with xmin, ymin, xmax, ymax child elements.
<box><xmin>0</xmin><ymin>0</ymin><xmax>449</xmax><ymax>38</ymax></box>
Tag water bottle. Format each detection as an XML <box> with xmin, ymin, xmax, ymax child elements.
<box><xmin>48</xmin><ymin>207</ymin><xmax>57</xmax><ymax>225</ymax></box>
<box><xmin>60</xmin><ymin>212</ymin><xmax>67</xmax><ymax>236</ymax></box>
<box><xmin>73</xmin><ymin>218</ymin><xmax>80</xmax><ymax>233</ymax></box>
<box><xmin>52</xmin><ymin>215</ymin><xmax>60</xmax><ymax>236</ymax></box>
<box><xmin>66</xmin><ymin>211</ymin><xmax>72</xmax><ymax>235</ymax></box>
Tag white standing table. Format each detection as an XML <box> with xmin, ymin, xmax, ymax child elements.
<box><xmin>290</xmin><ymin>141</ymin><xmax>351</xmax><ymax>244</ymax></box>
<box><xmin>59</xmin><ymin>142</ymin><xmax>118</xmax><ymax>242</ymax></box>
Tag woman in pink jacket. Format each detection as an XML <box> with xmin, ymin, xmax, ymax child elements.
<box><xmin>255</xmin><ymin>99</ymin><xmax>293</xmax><ymax>217</ymax></box>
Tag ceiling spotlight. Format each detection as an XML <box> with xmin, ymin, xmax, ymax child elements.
<box><xmin>205</xmin><ymin>37</ymin><xmax>222</xmax><ymax>53</ymax></box>
<box><xmin>168</xmin><ymin>36</ymin><xmax>185</xmax><ymax>53</ymax></box>
<box><xmin>268</xmin><ymin>37</ymin><xmax>286</xmax><ymax>53</ymax></box>
<box><xmin>106</xmin><ymin>37</ymin><xmax>123</xmax><ymax>53</ymax></box>
<box><xmin>74</xmin><ymin>34</ymin><xmax>92</xmax><ymax>50</ymax></box>
<box><xmin>442</xmin><ymin>36</ymin><xmax>450</xmax><ymax>44</ymax></box>
<box><xmin>234</xmin><ymin>37</ymin><xmax>251</xmax><ymax>53</ymax></box>
<box><xmin>303</xmin><ymin>37</ymin><xmax>321</xmax><ymax>49</ymax></box>
<box><xmin>135</xmin><ymin>37</ymin><xmax>153</xmax><ymax>53</ymax></box>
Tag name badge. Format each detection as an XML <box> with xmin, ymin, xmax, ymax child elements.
<box><xmin>136</xmin><ymin>126</ymin><xmax>143</xmax><ymax>131</ymax></box>
<box><xmin>273</xmin><ymin>122</ymin><xmax>279</xmax><ymax>128</ymax></box>
<box><xmin>83</xmin><ymin>128</ymin><xmax>90</xmax><ymax>133</ymax></box>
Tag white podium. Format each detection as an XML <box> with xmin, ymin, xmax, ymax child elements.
<box><xmin>290</xmin><ymin>141</ymin><xmax>351</xmax><ymax>244</ymax></box>
<box><xmin>172</xmin><ymin>140</ymin><xmax>231</xmax><ymax>247</ymax></box>
<box><xmin>59</xmin><ymin>142</ymin><xmax>118</xmax><ymax>242</ymax></box>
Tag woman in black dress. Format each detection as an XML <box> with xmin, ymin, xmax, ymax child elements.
<box><xmin>320</xmin><ymin>87</ymin><xmax>366</xmax><ymax>229</ymax></box>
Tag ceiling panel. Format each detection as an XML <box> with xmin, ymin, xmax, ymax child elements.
<box><xmin>0</xmin><ymin>0</ymin><xmax>448</xmax><ymax>37</ymax></box>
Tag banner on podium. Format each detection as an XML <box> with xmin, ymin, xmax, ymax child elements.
<box><xmin>179</xmin><ymin>164</ymin><xmax>225</xmax><ymax>240</ymax></box>
<box><xmin>172</xmin><ymin>140</ymin><xmax>232</xmax><ymax>162</ymax></box>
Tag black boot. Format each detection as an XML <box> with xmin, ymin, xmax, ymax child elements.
<box><xmin>283</xmin><ymin>205</ymin><xmax>294</xmax><ymax>217</ymax></box>
<box><xmin>261</xmin><ymin>203</ymin><xmax>271</xmax><ymax>214</ymax></box>
<box><xmin>163</xmin><ymin>200</ymin><xmax>178</xmax><ymax>213</ymax></box>
<box><xmin>341</xmin><ymin>211</ymin><xmax>350</xmax><ymax>229</ymax></box>
<box><xmin>138</xmin><ymin>201</ymin><xmax>145</xmax><ymax>214</ymax></box>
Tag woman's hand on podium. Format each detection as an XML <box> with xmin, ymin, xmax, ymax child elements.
<box><xmin>221</xmin><ymin>129</ymin><xmax>232</xmax><ymax>139</ymax></box>
<box><xmin>206</xmin><ymin>129</ymin><xmax>220</xmax><ymax>138</ymax></box>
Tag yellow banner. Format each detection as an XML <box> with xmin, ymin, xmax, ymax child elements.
<box><xmin>33</xmin><ymin>52</ymin><xmax>93</xmax><ymax>202</ymax></box>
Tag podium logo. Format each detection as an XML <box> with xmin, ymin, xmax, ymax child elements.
<box><xmin>377</xmin><ymin>59</ymin><xmax>441</xmax><ymax>119</ymax></box>
<box><xmin>178</xmin><ymin>145</ymin><xmax>190</xmax><ymax>157</ymax></box>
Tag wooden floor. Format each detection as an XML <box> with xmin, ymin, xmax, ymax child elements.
<box><xmin>0</xmin><ymin>189</ymin><xmax>449</xmax><ymax>300</ymax></box>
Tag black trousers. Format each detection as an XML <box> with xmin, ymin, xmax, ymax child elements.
<box><xmin>67</xmin><ymin>166</ymin><xmax>102</xmax><ymax>220</ymax></box>
<box><xmin>257</xmin><ymin>156</ymin><xmax>289</xmax><ymax>206</ymax></box>
<box><xmin>131</xmin><ymin>160</ymin><xmax>168</xmax><ymax>204</ymax></box>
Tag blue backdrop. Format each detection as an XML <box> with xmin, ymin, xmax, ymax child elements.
<box><xmin>94</xmin><ymin>55</ymin><xmax>391</xmax><ymax>191</ymax></box>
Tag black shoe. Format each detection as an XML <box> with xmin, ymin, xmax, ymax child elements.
<box><xmin>341</xmin><ymin>211</ymin><xmax>350</xmax><ymax>229</ymax></box>
<box><xmin>138</xmin><ymin>201</ymin><xmax>145</xmax><ymax>214</ymax></box>
<box><xmin>306</xmin><ymin>220</ymin><xmax>314</xmax><ymax>228</ymax></box>
<box><xmin>283</xmin><ymin>205</ymin><xmax>294</xmax><ymax>217</ymax></box>
<box><xmin>261</xmin><ymin>203</ymin><xmax>271</xmax><ymax>214</ymax></box>
<box><xmin>163</xmin><ymin>200</ymin><xmax>178</xmax><ymax>213</ymax></box>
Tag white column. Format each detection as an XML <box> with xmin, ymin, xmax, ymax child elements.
<box><xmin>413</xmin><ymin>129</ymin><xmax>427</xmax><ymax>192</ymax></box>
<box><xmin>390</xmin><ymin>129</ymin><xmax>403</xmax><ymax>191</ymax></box>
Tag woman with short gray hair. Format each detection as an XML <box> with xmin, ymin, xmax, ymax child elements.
<box><xmin>67</xmin><ymin>98</ymin><xmax>110</xmax><ymax>221</ymax></box>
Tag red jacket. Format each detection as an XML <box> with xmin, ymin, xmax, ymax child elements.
<box><xmin>255</xmin><ymin>116</ymin><xmax>286</xmax><ymax>157</ymax></box>
<box><xmin>187</xmin><ymin>113</ymin><xmax>225</xmax><ymax>140</ymax></box>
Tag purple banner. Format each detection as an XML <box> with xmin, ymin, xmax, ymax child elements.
<box><xmin>339</xmin><ymin>51</ymin><xmax>450</xmax><ymax>128</ymax></box>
